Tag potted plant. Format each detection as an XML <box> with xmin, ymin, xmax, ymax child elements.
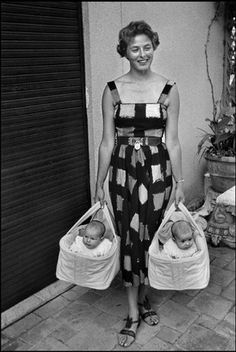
<box><xmin>197</xmin><ymin>2</ymin><xmax>235</xmax><ymax>193</ymax></box>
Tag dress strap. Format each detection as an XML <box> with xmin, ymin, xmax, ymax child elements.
<box><xmin>107</xmin><ymin>81</ymin><xmax>121</xmax><ymax>105</ymax></box>
<box><xmin>157</xmin><ymin>80</ymin><xmax>176</xmax><ymax>105</ymax></box>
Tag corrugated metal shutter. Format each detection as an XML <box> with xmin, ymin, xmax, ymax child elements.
<box><xmin>1</xmin><ymin>1</ymin><xmax>91</xmax><ymax>311</ymax></box>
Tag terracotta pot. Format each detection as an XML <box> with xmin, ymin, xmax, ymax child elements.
<box><xmin>205</xmin><ymin>154</ymin><xmax>235</xmax><ymax>193</ymax></box>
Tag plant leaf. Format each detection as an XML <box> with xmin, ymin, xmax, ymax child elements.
<box><xmin>214</xmin><ymin>132</ymin><xmax>233</xmax><ymax>144</ymax></box>
<box><xmin>197</xmin><ymin>133</ymin><xmax>212</xmax><ymax>154</ymax></box>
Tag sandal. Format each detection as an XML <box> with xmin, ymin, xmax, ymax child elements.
<box><xmin>138</xmin><ymin>296</ymin><xmax>159</xmax><ymax>326</ymax></box>
<box><xmin>118</xmin><ymin>316</ymin><xmax>141</xmax><ymax>347</ymax></box>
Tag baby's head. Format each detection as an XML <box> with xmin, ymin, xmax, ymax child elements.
<box><xmin>171</xmin><ymin>220</ymin><xmax>194</xmax><ymax>250</ymax></box>
<box><xmin>82</xmin><ymin>220</ymin><xmax>106</xmax><ymax>249</ymax></box>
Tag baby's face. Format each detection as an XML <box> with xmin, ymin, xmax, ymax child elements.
<box><xmin>175</xmin><ymin>230</ymin><xmax>193</xmax><ymax>250</ymax></box>
<box><xmin>82</xmin><ymin>229</ymin><xmax>102</xmax><ymax>249</ymax></box>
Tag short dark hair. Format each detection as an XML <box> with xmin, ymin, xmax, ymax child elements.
<box><xmin>117</xmin><ymin>20</ymin><xmax>160</xmax><ymax>58</ymax></box>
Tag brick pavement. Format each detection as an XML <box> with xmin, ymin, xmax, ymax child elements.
<box><xmin>1</xmin><ymin>244</ymin><xmax>235</xmax><ymax>351</ymax></box>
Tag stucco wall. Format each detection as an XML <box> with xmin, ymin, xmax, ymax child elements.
<box><xmin>82</xmin><ymin>1</ymin><xmax>224</xmax><ymax>205</ymax></box>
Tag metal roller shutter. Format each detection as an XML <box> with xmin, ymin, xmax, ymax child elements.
<box><xmin>1</xmin><ymin>1</ymin><xmax>91</xmax><ymax>311</ymax></box>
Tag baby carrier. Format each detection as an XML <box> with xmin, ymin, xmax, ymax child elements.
<box><xmin>148</xmin><ymin>202</ymin><xmax>210</xmax><ymax>290</ymax></box>
<box><xmin>56</xmin><ymin>201</ymin><xmax>120</xmax><ymax>289</ymax></box>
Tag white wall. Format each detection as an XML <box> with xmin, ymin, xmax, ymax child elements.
<box><xmin>82</xmin><ymin>1</ymin><xmax>224</xmax><ymax>205</ymax></box>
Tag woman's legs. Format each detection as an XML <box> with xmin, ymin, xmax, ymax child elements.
<box><xmin>118</xmin><ymin>286</ymin><xmax>140</xmax><ymax>347</ymax></box>
<box><xmin>138</xmin><ymin>284</ymin><xmax>159</xmax><ymax>325</ymax></box>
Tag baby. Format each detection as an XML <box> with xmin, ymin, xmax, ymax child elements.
<box><xmin>69</xmin><ymin>220</ymin><xmax>112</xmax><ymax>257</ymax></box>
<box><xmin>163</xmin><ymin>220</ymin><xmax>198</xmax><ymax>259</ymax></box>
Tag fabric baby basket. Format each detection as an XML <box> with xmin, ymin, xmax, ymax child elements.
<box><xmin>148</xmin><ymin>202</ymin><xmax>210</xmax><ymax>290</ymax></box>
<box><xmin>56</xmin><ymin>201</ymin><xmax>120</xmax><ymax>289</ymax></box>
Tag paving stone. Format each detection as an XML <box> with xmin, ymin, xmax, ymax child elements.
<box><xmin>156</xmin><ymin>325</ymin><xmax>182</xmax><ymax>343</ymax></box>
<box><xmin>221</xmin><ymin>279</ymin><xmax>235</xmax><ymax>301</ymax></box>
<box><xmin>176</xmin><ymin>324</ymin><xmax>229</xmax><ymax>351</ymax></box>
<box><xmin>93</xmin><ymin>311</ymin><xmax>121</xmax><ymax>329</ymax></box>
<box><xmin>2</xmin><ymin>337</ymin><xmax>33</xmax><ymax>351</ymax></box>
<box><xmin>1</xmin><ymin>333</ymin><xmax>14</xmax><ymax>349</ymax></box>
<box><xmin>157</xmin><ymin>300</ymin><xmax>199</xmax><ymax>333</ymax></box>
<box><xmin>211</xmin><ymin>254</ymin><xmax>235</xmax><ymax>268</ymax></box>
<box><xmin>54</xmin><ymin>300</ymin><xmax>102</xmax><ymax>331</ymax></box>
<box><xmin>204</xmin><ymin>280</ymin><xmax>222</xmax><ymax>295</ymax></box>
<box><xmin>110</xmin><ymin>272</ymin><xmax>123</xmax><ymax>288</ymax></box>
<box><xmin>68</xmin><ymin>285</ymin><xmax>89</xmax><ymax>295</ymax></box>
<box><xmin>135</xmin><ymin>321</ymin><xmax>161</xmax><ymax>345</ymax></box>
<box><xmin>1</xmin><ymin>295</ymin><xmax>44</xmax><ymax>330</ymax></box>
<box><xmin>214</xmin><ymin>311</ymin><xmax>235</xmax><ymax>338</ymax></box>
<box><xmin>187</xmin><ymin>291</ymin><xmax>233</xmax><ymax>320</ymax></box>
<box><xmin>224</xmin><ymin>311</ymin><xmax>235</xmax><ymax>325</ymax></box>
<box><xmin>30</xmin><ymin>336</ymin><xmax>71</xmax><ymax>351</ymax></box>
<box><xmin>149</xmin><ymin>288</ymin><xmax>175</xmax><ymax>306</ymax></box>
<box><xmin>226</xmin><ymin>336</ymin><xmax>236</xmax><ymax>351</ymax></box>
<box><xmin>61</xmin><ymin>286</ymin><xmax>89</xmax><ymax>301</ymax></box>
<box><xmin>76</xmin><ymin>290</ymin><xmax>104</xmax><ymax>305</ymax></box>
<box><xmin>87</xmin><ymin>287</ymin><xmax>111</xmax><ymax>297</ymax></box>
<box><xmin>208</xmin><ymin>246</ymin><xmax>235</xmax><ymax>259</ymax></box>
<box><xmin>1</xmin><ymin>333</ymin><xmax>11</xmax><ymax>348</ymax></box>
<box><xmin>34</xmin><ymin>296</ymin><xmax>70</xmax><ymax>319</ymax></box>
<box><xmin>34</xmin><ymin>281</ymin><xmax>74</xmax><ymax>302</ymax></box>
<box><xmin>19</xmin><ymin>317</ymin><xmax>60</xmax><ymax>345</ymax></box>
<box><xmin>194</xmin><ymin>314</ymin><xmax>219</xmax><ymax>330</ymax></box>
<box><xmin>214</xmin><ymin>319</ymin><xmax>235</xmax><ymax>338</ymax></box>
<box><xmin>210</xmin><ymin>265</ymin><xmax>235</xmax><ymax>287</ymax></box>
<box><xmin>208</xmin><ymin>247</ymin><xmax>216</xmax><ymax>263</ymax></box>
<box><xmin>230</xmin><ymin>305</ymin><xmax>235</xmax><ymax>314</ymax></box>
<box><xmin>183</xmin><ymin>289</ymin><xmax>201</xmax><ymax>297</ymax></box>
<box><xmin>48</xmin><ymin>323</ymin><xmax>77</xmax><ymax>343</ymax></box>
<box><xmin>2</xmin><ymin>313</ymin><xmax>43</xmax><ymax>338</ymax></box>
<box><xmin>66</xmin><ymin>322</ymin><xmax>117</xmax><ymax>351</ymax></box>
<box><xmin>93</xmin><ymin>288</ymin><xmax>128</xmax><ymax>318</ymax></box>
<box><xmin>224</xmin><ymin>258</ymin><xmax>235</xmax><ymax>272</ymax></box>
<box><xmin>170</xmin><ymin>292</ymin><xmax>194</xmax><ymax>305</ymax></box>
<box><xmin>139</xmin><ymin>336</ymin><xmax>176</xmax><ymax>351</ymax></box>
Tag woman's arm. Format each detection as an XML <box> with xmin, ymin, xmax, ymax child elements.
<box><xmin>94</xmin><ymin>84</ymin><xmax>115</xmax><ymax>204</ymax></box>
<box><xmin>165</xmin><ymin>84</ymin><xmax>185</xmax><ymax>206</ymax></box>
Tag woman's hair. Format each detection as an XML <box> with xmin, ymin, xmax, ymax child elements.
<box><xmin>117</xmin><ymin>20</ymin><xmax>160</xmax><ymax>57</ymax></box>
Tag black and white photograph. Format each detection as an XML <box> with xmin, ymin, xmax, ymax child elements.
<box><xmin>1</xmin><ymin>1</ymin><xmax>235</xmax><ymax>351</ymax></box>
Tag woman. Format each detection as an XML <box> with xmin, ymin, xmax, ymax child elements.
<box><xmin>95</xmin><ymin>20</ymin><xmax>185</xmax><ymax>348</ymax></box>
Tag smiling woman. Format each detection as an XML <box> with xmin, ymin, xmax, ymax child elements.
<box><xmin>94</xmin><ymin>20</ymin><xmax>185</xmax><ymax>347</ymax></box>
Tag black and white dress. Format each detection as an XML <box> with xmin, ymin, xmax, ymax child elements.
<box><xmin>108</xmin><ymin>80</ymin><xmax>174</xmax><ymax>287</ymax></box>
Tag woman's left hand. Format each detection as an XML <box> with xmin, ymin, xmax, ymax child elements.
<box><xmin>175</xmin><ymin>183</ymin><xmax>185</xmax><ymax>207</ymax></box>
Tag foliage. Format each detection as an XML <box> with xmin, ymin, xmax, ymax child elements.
<box><xmin>197</xmin><ymin>101</ymin><xmax>235</xmax><ymax>157</ymax></box>
<box><xmin>197</xmin><ymin>2</ymin><xmax>236</xmax><ymax>159</ymax></box>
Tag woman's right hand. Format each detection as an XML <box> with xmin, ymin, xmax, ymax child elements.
<box><xmin>94</xmin><ymin>185</ymin><xmax>105</xmax><ymax>207</ymax></box>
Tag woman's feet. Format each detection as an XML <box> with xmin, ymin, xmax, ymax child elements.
<box><xmin>118</xmin><ymin>315</ymin><xmax>141</xmax><ymax>348</ymax></box>
<box><xmin>138</xmin><ymin>296</ymin><xmax>159</xmax><ymax>326</ymax></box>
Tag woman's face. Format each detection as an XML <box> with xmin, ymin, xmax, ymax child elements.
<box><xmin>126</xmin><ymin>34</ymin><xmax>154</xmax><ymax>72</ymax></box>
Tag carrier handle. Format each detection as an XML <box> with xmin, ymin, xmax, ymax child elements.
<box><xmin>67</xmin><ymin>202</ymin><xmax>101</xmax><ymax>234</ymax></box>
<box><xmin>177</xmin><ymin>202</ymin><xmax>204</xmax><ymax>237</ymax></box>
<box><xmin>156</xmin><ymin>202</ymin><xmax>177</xmax><ymax>236</ymax></box>
<box><xmin>156</xmin><ymin>201</ymin><xmax>204</xmax><ymax>239</ymax></box>
<box><xmin>66</xmin><ymin>201</ymin><xmax>117</xmax><ymax>238</ymax></box>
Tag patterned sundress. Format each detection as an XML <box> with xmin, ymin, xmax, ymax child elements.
<box><xmin>108</xmin><ymin>80</ymin><xmax>174</xmax><ymax>287</ymax></box>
